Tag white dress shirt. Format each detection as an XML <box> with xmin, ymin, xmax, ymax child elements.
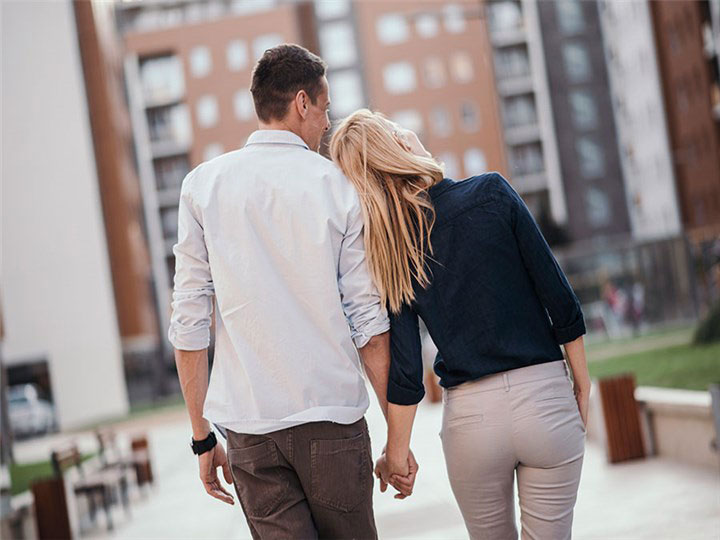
<box><xmin>168</xmin><ymin>130</ymin><xmax>389</xmax><ymax>434</ymax></box>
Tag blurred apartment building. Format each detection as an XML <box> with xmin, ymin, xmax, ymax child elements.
<box><xmin>1</xmin><ymin>0</ymin><xmax>150</xmax><ymax>429</ymax></box>
<box><xmin>115</xmin><ymin>0</ymin><xmax>509</xmax><ymax>348</ymax></box>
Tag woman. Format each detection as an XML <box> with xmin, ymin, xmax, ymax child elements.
<box><xmin>329</xmin><ymin>109</ymin><xmax>590</xmax><ymax>540</ymax></box>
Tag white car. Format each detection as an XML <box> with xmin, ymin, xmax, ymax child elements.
<box><xmin>8</xmin><ymin>384</ymin><xmax>56</xmax><ymax>438</ymax></box>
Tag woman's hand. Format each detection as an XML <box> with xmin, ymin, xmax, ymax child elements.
<box><xmin>574</xmin><ymin>383</ymin><xmax>590</xmax><ymax>428</ymax></box>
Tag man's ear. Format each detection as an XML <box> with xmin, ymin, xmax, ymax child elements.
<box><xmin>295</xmin><ymin>90</ymin><xmax>309</xmax><ymax>119</ymax></box>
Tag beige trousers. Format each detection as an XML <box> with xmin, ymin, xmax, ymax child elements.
<box><xmin>441</xmin><ymin>360</ymin><xmax>585</xmax><ymax>540</ymax></box>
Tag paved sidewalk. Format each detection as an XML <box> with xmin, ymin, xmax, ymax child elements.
<box><xmin>20</xmin><ymin>395</ymin><xmax>717</xmax><ymax>540</ymax></box>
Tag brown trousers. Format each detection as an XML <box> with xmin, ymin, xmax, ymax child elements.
<box><xmin>226</xmin><ymin>418</ymin><xmax>377</xmax><ymax>540</ymax></box>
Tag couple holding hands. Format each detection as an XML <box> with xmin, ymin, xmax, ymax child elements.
<box><xmin>170</xmin><ymin>44</ymin><xmax>589</xmax><ymax>540</ymax></box>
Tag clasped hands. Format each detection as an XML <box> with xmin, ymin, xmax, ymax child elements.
<box><xmin>374</xmin><ymin>447</ymin><xmax>418</xmax><ymax>499</ymax></box>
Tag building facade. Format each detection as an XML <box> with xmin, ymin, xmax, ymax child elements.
<box><xmin>598</xmin><ymin>0</ymin><xmax>682</xmax><ymax>242</ymax></box>
<box><xmin>650</xmin><ymin>0</ymin><xmax>720</xmax><ymax>233</ymax></box>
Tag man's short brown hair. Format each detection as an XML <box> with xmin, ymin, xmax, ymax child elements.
<box><xmin>250</xmin><ymin>44</ymin><xmax>327</xmax><ymax>123</ymax></box>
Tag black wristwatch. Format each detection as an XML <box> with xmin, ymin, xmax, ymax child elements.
<box><xmin>191</xmin><ymin>431</ymin><xmax>218</xmax><ymax>455</ymax></box>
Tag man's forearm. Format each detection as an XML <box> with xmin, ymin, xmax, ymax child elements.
<box><xmin>174</xmin><ymin>348</ymin><xmax>212</xmax><ymax>439</ymax></box>
<box><xmin>358</xmin><ymin>332</ymin><xmax>390</xmax><ymax>419</ymax></box>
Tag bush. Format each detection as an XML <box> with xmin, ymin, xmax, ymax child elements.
<box><xmin>694</xmin><ymin>302</ymin><xmax>720</xmax><ymax>344</ymax></box>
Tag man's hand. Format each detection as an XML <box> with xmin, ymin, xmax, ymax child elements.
<box><xmin>198</xmin><ymin>443</ymin><xmax>235</xmax><ymax>505</ymax></box>
<box><xmin>374</xmin><ymin>449</ymin><xmax>419</xmax><ymax>499</ymax></box>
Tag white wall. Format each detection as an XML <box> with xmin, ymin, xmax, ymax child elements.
<box><xmin>599</xmin><ymin>0</ymin><xmax>682</xmax><ymax>241</ymax></box>
<box><xmin>1</xmin><ymin>0</ymin><xmax>129</xmax><ymax>428</ymax></box>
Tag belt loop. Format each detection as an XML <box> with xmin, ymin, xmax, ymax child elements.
<box><xmin>503</xmin><ymin>372</ymin><xmax>510</xmax><ymax>392</ymax></box>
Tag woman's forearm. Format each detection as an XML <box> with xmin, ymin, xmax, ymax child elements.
<box><xmin>563</xmin><ymin>336</ymin><xmax>591</xmax><ymax>391</ymax></box>
<box><xmin>386</xmin><ymin>403</ymin><xmax>418</xmax><ymax>464</ymax></box>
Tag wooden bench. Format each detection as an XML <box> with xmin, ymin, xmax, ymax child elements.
<box><xmin>598</xmin><ymin>373</ymin><xmax>646</xmax><ymax>463</ymax></box>
<box><xmin>50</xmin><ymin>444</ymin><xmax>128</xmax><ymax>531</ymax></box>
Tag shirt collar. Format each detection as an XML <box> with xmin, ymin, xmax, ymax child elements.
<box><xmin>245</xmin><ymin>130</ymin><xmax>310</xmax><ymax>150</ymax></box>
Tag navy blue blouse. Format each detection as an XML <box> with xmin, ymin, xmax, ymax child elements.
<box><xmin>387</xmin><ymin>173</ymin><xmax>586</xmax><ymax>405</ymax></box>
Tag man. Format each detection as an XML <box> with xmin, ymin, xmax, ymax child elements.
<box><xmin>168</xmin><ymin>44</ymin><xmax>411</xmax><ymax>539</ymax></box>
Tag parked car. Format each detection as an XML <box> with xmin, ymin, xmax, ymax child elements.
<box><xmin>8</xmin><ymin>384</ymin><xmax>56</xmax><ymax>438</ymax></box>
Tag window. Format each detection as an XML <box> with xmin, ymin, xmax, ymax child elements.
<box><xmin>196</xmin><ymin>95</ymin><xmax>218</xmax><ymax>128</ymax></box>
<box><xmin>555</xmin><ymin>0</ymin><xmax>585</xmax><ymax>35</ymax></box>
<box><xmin>562</xmin><ymin>42</ymin><xmax>591</xmax><ymax>83</ymax></box>
<box><xmin>377</xmin><ymin>13</ymin><xmax>409</xmax><ymax>44</ymax></box>
<box><xmin>460</xmin><ymin>101</ymin><xmax>480</xmax><ymax>131</ymax></box>
<box><xmin>423</xmin><ymin>57</ymin><xmax>446</xmax><ymax>88</ymax></box>
<box><xmin>139</xmin><ymin>55</ymin><xmax>185</xmax><ymax>105</ymax></box>
<box><xmin>575</xmin><ymin>137</ymin><xmax>605</xmax><ymax>178</ymax></box>
<box><xmin>391</xmin><ymin>109</ymin><xmax>424</xmax><ymax>135</ymax></box>
<box><xmin>154</xmin><ymin>155</ymin><xmax>190</xmax><ymax>191</ymax></box>
<box><xmin>383</xmin><ymin>62</ymin><xmax>417</xmax><ymax>94</ymax></box>
<box><xmin>464</xmin><ymin>148</ymin><xmax>487</xmax><ymax>174</ymax></box>
<box><xmin>493</xmin><ymin>45</ymin><xmax>530</xmax><ymax>79</ymax></box>
<box><xmin>328</xmin><ymin>71</ymin><xmax>364</xmax><ymax>116</ymax></box>
<box><xmin>585</xmin><ymin>187</ymin><xmax>612</xmax><ymax>228</ymax></box>
<box><xmin>511</xmin><ymin>142</ymin><xmax>544</xmax><ymax>176</ymax></box>
<box><xmin>252</xmin><ymin>33</ymin><xmax>283</xmax><ymax>61</ymax></box>
<box><xmin>314</xmin><ymin>0</ymin><xmax>350</xmax><ymax>20</ymax></box>
<box><xmin>568</xmin><ymin>90</ymin><xmax>598</xmax><ymax>130</ymax></box>
<box><xmin>203</xmin><ymin>143</ymin><xmax>224</xmax><ymax>162</ymax></box>
<box><xmin>233</xmin><ymin>90</ymin><xmax>254</xmax><ymax>121</ymax></box>
<box><xmin>502</xmin><ymin>94</ymin><xmax>537</xmax><ymax>127</ymax></box>
<box><xmin>189</xmin><ymin>46</ymin><xmax>212</xmax><ymax>78</ymax></box>
<box><xmin>161</xmin><ymin>207</ymin><xmax>179</xmax><ymax>239</ymax></box>
<box><xmin>146</xmin><ymin>103</ymin><xmax>191</xmax><ymax>145</ymax></box>
<box><xmin>438</xmin><ymin>152</ymin><xmax>460</xmax><ymax>178</ymax></box>
<box><xmin>415</xmin><ymin>14</ymin><xmax>439</xmax><ymax>38</ymax></box>
<box><xmin>230</xmin><ymin>0</ymin><xmax>274</xmax><ymax>15</ymax></box>
<box><xmin>487</xmin><ymin>1</ymin><xmax>523</xmax><ymax>34</ymax></box>
<box><xmin>226</xmin><ymin>40</ymin><xmax>249</xmax><ymax>71</ymax></box>
<box><xmin>450</xmin><ymin>52</ymin><xmax>474</xmax><ymax>83</ymax></box>
<box><xmin>443</xmin><ymin>4</ymin><xmax>466</xmax><ymax>34</ymax></box>
<box><xmin>319</xmin><ymin>21</ymin><xmax>357</xmax><ymax>68</ymax></box>
<box><xmin>430</xmin><ymin>106</ymin><xmax>452</xmax><ymax>137</ymax></box>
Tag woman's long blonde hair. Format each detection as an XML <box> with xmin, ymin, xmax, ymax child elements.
<box><xmin>329</xmin><ymin>109</ymin><xmax>444</xmax><ymax>314</ymax></box>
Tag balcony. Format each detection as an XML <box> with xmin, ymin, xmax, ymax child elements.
<box><xmin>497</xmin><ymin>75</ymin><xmax>534</xmax><ymax>97</ymax></box>
<box><xmin>503</xmin><ymin>123</ymin><xmax>542</xmax><ymax>146</ymax></box>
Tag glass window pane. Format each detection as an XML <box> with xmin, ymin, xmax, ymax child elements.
<box><xmin>585</xmin><ymin>187</ymin><xmax>612</xmax><ymax>228</ymax></box>
<box><xmin>146</xmin><ymin>103</ymin><xmax>192</xmax><ymax>146</ymax></box>
<box><xmin>568</xmin><ymin>89</ymin><xmax>598</xmax><ymax>130</ymax></box>
<box><xmin>493</xmin><ymin>45</ymin><xmax>530</xmax><ymax>79</ymax></box>
<box><xmin>160</xmin><ymin>207</ymin><xmax>179</xmax><ymax>239</ymax></box>
<box><xmin>460</xmin><ymin>101</ymin><xmax>480</xmax><ymax>131</ymax></box>
<box><xmin>450</xmin><ymin>52</ymin><xmax>474</xmax><ymax>83</ymax></box>
<box><xmin>196</xmin><ymin>95</ymin><xmax>218</xmax><ymax>128</ymax></box>
<box><xmin>233</xmin><ymin>89</ymin><xmax>254</xmax><ymax>121</ymax></box>
<box><xmin>438</xmin><ymin>151</ymin><xmax>460</xmax><ymax>178</ymax></box>
<box><xmin>488</xmin><ymin>1</ymin><xmax>523</xmax><ymax>34</ymax></box>
<box><xmin>510</xmin><ymin>142</ymin><xmax>544</xmax><ymax>176</ymax></box>
<box><xmin>423</xmin><ymin>56</ymin><xmax>446</xmax><ymax>88</ymax></box>
<box><xmin>443</xmin><ymin>4</ymin><xmax>466</xmax><ymax>34</ymax></box>
<box><xmin>383</xmin><ymin>62</ymin><xmax>417</xmax><ymax>94</ymax></box>
<box><xmin>562</xmin><ymin>42</ymin><xmax>591</xmax><ymax>83</ymax></box>
<box><xmin>576</xmin><ymin>136</ymin><xmax>605</xmax><ymax>178</ymax></box>
<box><xmin>226</xmin><ymin>40</ymin><xmax>249</xmax><ymax>72</ymax></box>
<box><xmin>139</xmin><ymin>55</ymin><xmax>185</xmax><ymax>105</ymax></box>
<box><xmin>464</xmin><ymin>148</ymin><xmax>487</xmax><ymax>174</ymax></box>
<box><xmin>430</xmin><ymin>106</ymin><xmax>452</xmax><ymax>137</ymax></box>
<box><xmin>315</xmin><ymin>0</ymin><xmax>350</xmax><ymax>20</ymax></box>
<box><xmin>555</xmin><ymin>0</ymin><xmax>585</xmax><ymax>35</ymax></box>
<box><xmin>328</xmin><ymin>70</ymin><xmax>364</xmax><ymax>116</ymax></box>
<box><xmin>154</xmin><ymin>155</ymin><xmax>190</xmax><ymax>191</ymax></box>
<box><xmin>319</xmin><ymin>21</ymin><xmax>357</xmax><ymax>68</ymax></box>
<box><xmin>203</xmin><ymin>143</ymin><xmax>224</xmax><ymax>162</ymax></box>
<box><xmin>415</xmin><ymin>14</ymin><xmax>439</xmax><ymax>38</ymax></box>
<box><xmin>189</xmin><ymin>46</ymin><xmax>212</xmax><ymax>78</ymax></box>
<box><xmin>253</xmin><ymin>33</ymin><xmax>284</xmax><ymax>61</ymax></box>
<box><xmin>377</xmin><ymin>13</ymin><xmax>409</xmax><ymax>44</ymax></box>
<box><xmin>502</xmin><ymin>94</ymin><xmax>537</xmax><ymax>127</ymax></box>
<box><xmin>391</xmin><ymin>109</ymin><xmax>424</xmax><ymax>135</ymax></box>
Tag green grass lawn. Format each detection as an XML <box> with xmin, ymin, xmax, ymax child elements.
<box><xmin>587</xmin><ymin>341</ymin><xmax>720</xmax><ymax>391</ymax></box>
<box><xmin>9</xmin><ymin>453</ymin><xmax>95</xmax><ymax>496</ymax></box>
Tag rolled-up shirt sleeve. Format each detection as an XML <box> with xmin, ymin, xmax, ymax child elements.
<box><xmin>338</xmin><ymin>200</ymin><xmax>390</xmax><ymax>348</ymax></box>
<box><xmin>497</xmin><ymin>174</ymin><xmax>585</xmax><ymax>344</ymax></box>
<box><xmin>388</xmin><ymin>302</ymin><xmax>425</xmax><ymax>405</ymax></box>
<box><xmin>168</xmin><ymin>172</ymin><xmax>214</xmax><ymax>351</ymax></box>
